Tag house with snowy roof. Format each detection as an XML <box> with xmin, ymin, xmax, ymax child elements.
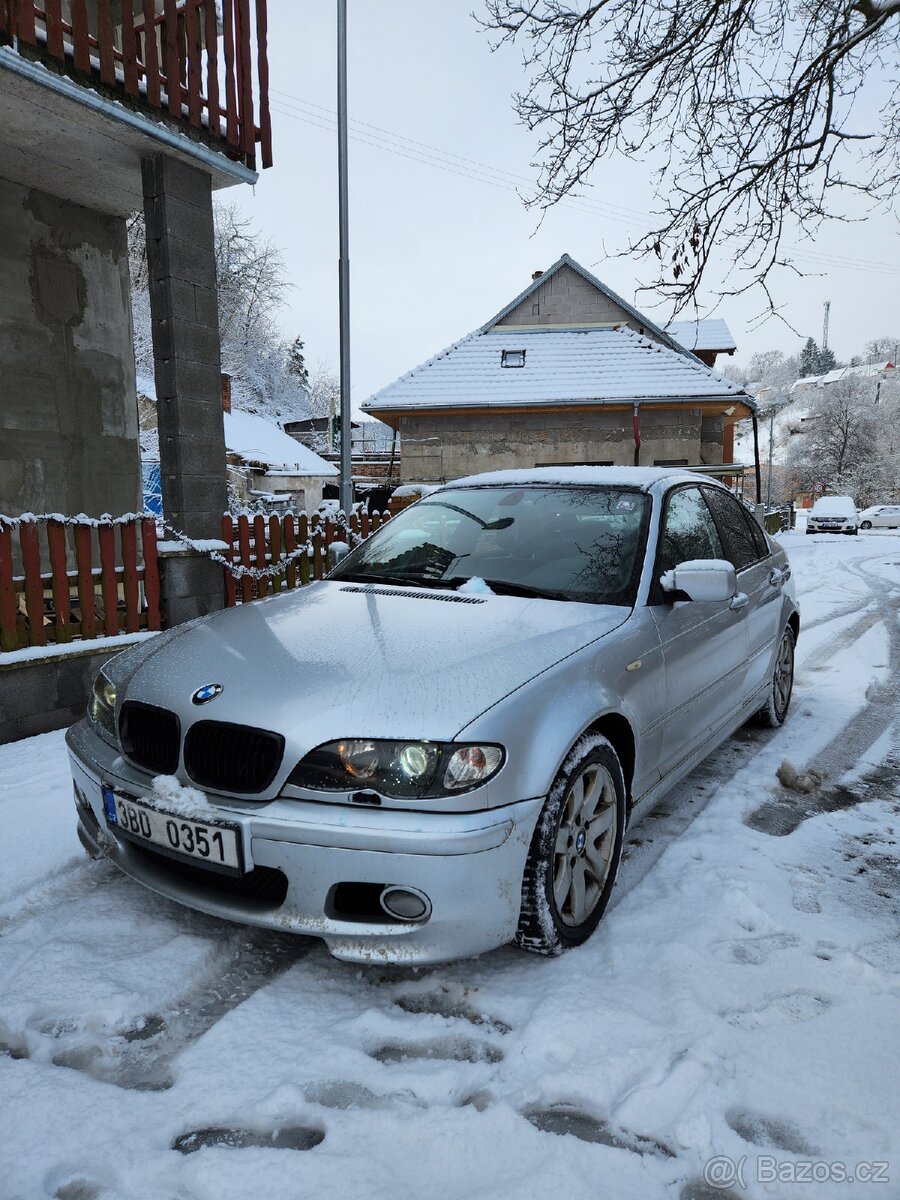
<box><xmin>362</xmin><ymin>254</ymin><xmax>753</xmax><ymax>483</ymax></box>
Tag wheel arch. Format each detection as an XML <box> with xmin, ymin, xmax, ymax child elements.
<box><xmin>583</xmin><ymin>712</ymin><xmax>636</xmax><ymax>804</ymax></box>
<box><xmin>787</xmin><ymin>609</ymin><xmax>800</xmax><ymax>645</ymax></box>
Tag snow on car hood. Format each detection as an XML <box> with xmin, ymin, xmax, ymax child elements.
<box><xmin>122</xmin><ymin>580</ymin><xmax>627</xmax><ymax>751</ymax></box>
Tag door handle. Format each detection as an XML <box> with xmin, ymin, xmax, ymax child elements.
<box><xmin>729</xmin><ymin>592</ymin><xmax>749</xmax><ymax>610</ymax></box>
<box><xmin>768</xmin><ymin>567</ymin><xmax>789</xmax><ymax>588</ymax></box>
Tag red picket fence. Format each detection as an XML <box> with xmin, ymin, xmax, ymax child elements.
<box><xmin>0</xmin><ymin>0</ymin><xmax>271</xmax><ymax>168</ymax></box>
<box><xmin>220</xmin><ymin>510</ymin><xmax>388</xmax><ymax>606</ymax></box>
<box><xmin>0</xmin><ymin>517</ymin><xmax>161</xmax><ymax>653</ymax></box>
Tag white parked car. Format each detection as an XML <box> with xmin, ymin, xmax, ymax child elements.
<box><xmin>859</xmin><ymin>505</ymin><xmax>900</xmax><ymax>530</ymax></box>
<box><xmin>805</xmin><ymin>495</ymin><xmax>858</xmax><ymax>535</ymax></box>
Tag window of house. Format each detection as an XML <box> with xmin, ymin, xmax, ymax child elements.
<box><xmin>501</xmin><ymin>349</ymin><xmax>526</xmax><ymax>367</ymax></box>
<box><xmin>654</xmin><ymin>458</ymin><xmax>689</xmax><ymax>466</ymax></box>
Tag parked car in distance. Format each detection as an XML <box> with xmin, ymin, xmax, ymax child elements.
<box><xmin>67</xmin><ymin>468</ymin><xmax>799</xmax><ymax>965</ymax></box>
<box><xmin>806</xmin><ymin>495</ymin><xmax>859</xmax><ymax>535</ymax></box>
<box><xmin>859</xmin><ymin>504</ymin><xmax>900</xmax><ymax>530</ymax></box>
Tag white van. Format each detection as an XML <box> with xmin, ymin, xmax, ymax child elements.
<box><xmin>806</xmin><ymin>495</ymin><xmax>858</xmax><ymax>535</ymax></box>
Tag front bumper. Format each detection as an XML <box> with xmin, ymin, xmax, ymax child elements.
<box><xmin>66</xmin><ymin>720</ymin><xmax>542</xmax><ymax>965</ymax></box>
<box><xmin>807</xmin><ymin>520</ymin><xmax>856</xmax><ymax>533</ymax></box>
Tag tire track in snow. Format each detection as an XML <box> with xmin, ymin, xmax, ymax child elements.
<box><xmin>2</xmin><ymin>930</ymin><xmax>313</xmax><ymax>1091</ymax></box>
<box><xmin>746</xmin><ymin>557</ymin><xmax>900</xmax><ymax>836</ymax></box>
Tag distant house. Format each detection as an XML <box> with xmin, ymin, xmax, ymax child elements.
<box><xmin>362</xmin><ymin>254</ymin><xmax>753</xmax><ymax>482</ymax></box>
<box><xmin>663</xmin><ymin>319</ymin><xmax>737</xmax><ymax>368</ymax></box>
<box><xmin>789</xmin><ymin>361</ymin><xmax>896</xmax><ymax>395</ymax></box>
<box><xmin>224</xmin><ymin>410</ymin><xmax>338</xmax><ymax>514</ymax></box>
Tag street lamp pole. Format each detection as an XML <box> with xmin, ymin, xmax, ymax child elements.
<box><xmin>336</xmin><ymin>0</ymin><xmax>353</xmax><ymax>516</ymax></box>
<box><xmin>766</xmin><ymin>404</ymin><xmax>776</xmax><ymax>510</ymax></box>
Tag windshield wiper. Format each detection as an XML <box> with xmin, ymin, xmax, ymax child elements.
<box><xmin>334</xmin><ymin>571</ymin><xmax>458</xmax><ymax>590</ymax></box>
<box><xmin>479</xmin><ymin>579</ymin><xmax>572</xmax><ymax>602</ymax></box>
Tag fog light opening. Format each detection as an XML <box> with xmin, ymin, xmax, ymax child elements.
<box><xmin>379</xmin><ymin>886</ymin><xmax>431</xmax><ymax>923</ymax></box>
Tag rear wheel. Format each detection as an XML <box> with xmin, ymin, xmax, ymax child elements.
<box><xmin>861</xmin><ymin>521</ymin><xmax>872</xmax><ymax>530</ymax></box>
<box><xmin>515</xmin><ymin>735</ymin><xmax>625</xmax><ymax>956</ymax></box>
<box><xmin>755</xmin><ymin>625</ymin><xmax>795</xmax><ymax>727</ymax></box>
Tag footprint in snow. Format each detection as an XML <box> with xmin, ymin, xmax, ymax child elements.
<box><xmin>715</xmin><ymin>931</ymin><xmax>799</xmax><ymax>965</ymax></box>
<box><xmin>523</xmin><ymin>1105</ymin><xmax>674</xmax><ymax>1158</ymax></box>
<box><xmin>726</xmin><ymin>1107</ymin><xmax>819</xmax><ymax>1155</ymax></box>
<box><xmin>304</xmin><ymin>1079</ymin><xmax>422</xmax><ymax>1110</ymax></box>
<box><xmin>679</xmin><ymin>1181</ymin><xmax>743</xmax><ymax>1200</ymax></box>
<box><xmin>369</xmin><ymin>1036</ymin><xmax>504</xmax><ymax>1064</ymax></box>
<box><xmin>790</xmin><ymin>869</ymin><xmax>824</xmax><ymax>914</ymax></box>
<box><xmin>173</xmin><ymin>1125</ymin><xmax>324</xmax><ymax>1153</ymax></box>
<box><xmin>393</xmin><ymin>987</ymin><xmax>512</xmax><ymax>1035</ymax></box>
<box><xmin>726</xmin><ymin>990</ymin><xmax>829</xmax><ymax>1029</ymax></box>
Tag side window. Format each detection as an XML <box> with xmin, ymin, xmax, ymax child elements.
<box><xmin>702</xmin><ymin>487</ymin><xmax>765</xmax><ymax>570</ymax></box>
<box><xmin>658</xmin><ymin>487</ymin><xmax>724</xmax><ymax>578</ymax></box>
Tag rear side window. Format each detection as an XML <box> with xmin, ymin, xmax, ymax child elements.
<box><xmin>658</xmin><ymin>486</ymin><xmax>724</xmax><ymax>578</ymax></box>
<box><xmin>702</xmin><ymin>487</ymin><xmax>767</xmax><ymax>570</ymax></box>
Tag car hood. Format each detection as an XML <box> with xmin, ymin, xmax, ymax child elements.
<box><xmin>122</xmin><ymin>581</ymin><xmax>628</xmax><ymax>751</ymax></box>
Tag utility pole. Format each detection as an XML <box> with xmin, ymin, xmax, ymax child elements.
<box><xmin>822</xmin><ymin>300</ymin><xmax>830</xmax><ymax>351</ymax></box>
<box><xmin>336</xmin><ymin>0</ymin><xmax>353</xmax><ymax>516</ymax></box>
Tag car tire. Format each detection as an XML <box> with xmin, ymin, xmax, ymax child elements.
<box><xmin>515</xmin><ymin>734</ymin><xmax>625</xmax><ymax>957</ymax></box>
<box><xmin>861</xmin><ymin>521</ymin><xmax>872</xmax><ymax>530</ymax></box>
<box><xmin>754</xmin><ymin>625</ymin><xmax>795</xmax><ymax>728</ymax></box>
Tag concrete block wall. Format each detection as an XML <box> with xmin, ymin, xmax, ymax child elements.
<box><xmin>0</xmin><ymin>643</ymin><xmax>118</xmax><ymax>744</ymax></box>
<box><xmin>496</xmin><ymin>265</ymin><xmax>641</xmax><ymax>331</ymax></box>
<box><xmin>399</xmin><ymin>408</ymin><xmax>705</xmax><ymax>482</ymax></box>
<box><xmin>0</xmin><ymin>176</ymin><xmax>141</xmax><ymax>518</ymax></box>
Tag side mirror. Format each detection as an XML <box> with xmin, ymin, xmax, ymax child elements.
<box><xmin>660</xmin><ymin>558</ymin><xmax>738</xmax><ymax>603</ymax></box>
<box><xmin>327</xmin><ymin>541</ymin><xmax>350</xmax><ymax>570</ymax></box>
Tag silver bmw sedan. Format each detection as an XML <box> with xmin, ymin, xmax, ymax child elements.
<box><xmin>67</xmin><ymin>467</ymin><xmax>798</xmax><ymax>964</ymax></box>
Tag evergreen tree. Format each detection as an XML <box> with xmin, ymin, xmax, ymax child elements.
<box><xmin>287</xmin><ymin>337</ymin><xmax>309</xmax><ymax>389</ymax></box>
<box><xmin>817</xmin><ymin>346</ymin><xmax>837</xmax><ymax>373</ymax></box>
<box><xmin>799</xmin><ymin>338</ymin><xmax>820</xmax><ymax>377</ymax></box>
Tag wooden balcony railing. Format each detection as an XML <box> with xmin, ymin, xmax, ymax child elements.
<box><xmin>0</xmin><ymin>0</ymin><xmax>272</xmax><ymax>169</ymax></box>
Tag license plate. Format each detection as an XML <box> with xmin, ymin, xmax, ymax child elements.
<box><xmin>102</xmin><ymin>786</ymin><xmax>242</xmax><ymax>871</ymax></box>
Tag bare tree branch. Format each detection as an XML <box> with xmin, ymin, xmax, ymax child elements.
<box><xmin>480</xmin><ymin>0</ymin><xmax>900</xmax><ymax>311</ymax></box>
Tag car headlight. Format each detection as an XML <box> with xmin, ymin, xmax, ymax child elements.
<box><xmin>88</xmin><ymin>670</ymin><xmax>118</xmax><ymax>742</ymax></box>
<box><xmin>287</xmin><ymin>739</ymin><xmax>504</xmax><ymax>799</ymax></box>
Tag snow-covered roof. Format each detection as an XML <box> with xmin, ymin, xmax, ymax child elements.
<box><xmin>363</xmin><ymin>326</ymin><xmax>748</xmax><ymax>413</ymax></box>
<box><xmin>482</xmin><ymin>253</ymin><xmax>688</xmax><ymax>357</ymax></box>
<box><xmin>664</xmin><ymin>318</ymin><xmax>737</xmax><ymax>354</ymax></box>
<box><xmin>224</xmin><ymin>410</ymin><xmax>338</xmax><ymax>475</ymax></box>
<box><xmin>789</xmin><ymin>361</ymin><xmax>896</xmax><ymax>392</ymax></box>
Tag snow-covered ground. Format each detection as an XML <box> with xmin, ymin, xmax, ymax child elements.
<box><xmin>2</xmin><ymin>533</ymin><xmax>899</xmax><ymax>1200</ymax></box>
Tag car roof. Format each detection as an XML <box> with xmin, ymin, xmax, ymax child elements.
<box><xmin>444</xmin><ymin>466</ymin><xmax>722</xmax><ymax>493</ymax></box>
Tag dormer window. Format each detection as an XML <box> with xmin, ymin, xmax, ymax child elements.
<box><xmin>501</xmin><ymin>349</ymin><xmax>526</xmax><ymax>368</ymax></box>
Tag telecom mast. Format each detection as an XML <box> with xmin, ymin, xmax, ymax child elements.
<box><xmin>822</xmin><ymin>300</ymin><xmax>830</xmax><ymax>351</ymax></box>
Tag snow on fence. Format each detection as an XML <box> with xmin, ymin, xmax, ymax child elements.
<box><xmin>0</xmin><ymin>516</ymin><xmax>161</xmax><ymax>654</ymax></box>
<box><xmin>220</xmin><ymin>509</ymin><xmax>388</xmax><ymax>605</ymax></box>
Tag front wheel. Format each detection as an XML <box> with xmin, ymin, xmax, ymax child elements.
<box><xmin>515</xmin><ymin>735</ymin><xmax>625</xmax><ymax>956</ymax></box>
<box><xmin>861</xmin><ymin>521</ymin><xmax>872</xmax><ymax>530</ymax></box>
<box><xmin>755</xmin><ymin>625</ymin><xmax>795</xmax><ymax>728</ymax></box>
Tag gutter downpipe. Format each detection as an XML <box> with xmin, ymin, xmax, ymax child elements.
<box><xmin>632</xmin><ymin>402</ymin><xmax>641</xmax><ymax>467</ymax></box>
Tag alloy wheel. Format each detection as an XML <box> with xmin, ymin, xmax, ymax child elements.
<box><xmin>774</xmin><ymin>630</ymin><xmax>794</xmax><ymax>717</ymax></box>
<box><xmin>553</xmin><ymin>763</ymin><xmax>618</xmax><ymax>926</ymax></box>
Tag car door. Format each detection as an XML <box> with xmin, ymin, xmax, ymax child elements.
<box><xmin>877</xmin><ymin>506</ymin><xmax>900</xmax><ymax>528</ymax></box>
<box><xmin>702</xmin><ymin>486</ymin><xmax>782</xmax><ymax>699</ymax></box>
<box><xmin>648</xmin><ymin>484</ymin><xmax>750</xmax><ymax>779</ymax></box>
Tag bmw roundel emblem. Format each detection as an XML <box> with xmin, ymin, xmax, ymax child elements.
<box><xmin>192</xmin><ymin>683</ymin><xmax>223</xmax><ymax>705</ymax></box>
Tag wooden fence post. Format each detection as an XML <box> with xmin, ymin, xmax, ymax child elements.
<box><xmin>98</xmin><ymin>522</ymin><xmax>119</xmax><ymax>636</ymax></box>
<box><xmin>0</xmin><ymin>524</ymin><xmax>19</xmax><ymax>652</ymax></box>
<box><xmin>142</xmin><ymin>517</ymin><xmax>162</xmax><ymax>629</ymax></box>
<box><xmin>19</xmin><ymin>522</ymin><xmax>46</xmax><ymax>647</ymax></box>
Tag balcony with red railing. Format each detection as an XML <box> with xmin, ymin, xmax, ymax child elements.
<box><xmin>0</xmin><ymin>0</ymin><xmax>271</xmax><ymax>170</ymax></box>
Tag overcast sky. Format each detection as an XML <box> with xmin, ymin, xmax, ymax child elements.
<box><xmin>230</xmin><ymin>2</ymin><xmax>900</xmax><ymax>411</ymax></box>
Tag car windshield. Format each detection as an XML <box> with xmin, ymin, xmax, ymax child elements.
<box><xmin>332</xmin><ymin>485</ymin><xmax>650</xmax><ymax>605</ymax></box>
